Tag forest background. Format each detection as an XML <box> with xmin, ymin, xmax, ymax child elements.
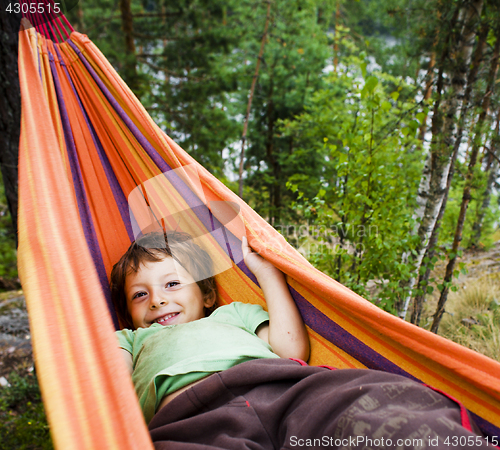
<box><xmin>1</xmin><ymin>0</ymin><xmax>500</xmax><ymax>334</ymax></box>
<box><xmin>0</xmin><ymin>1</ymin><xmax>500</xmax><ymax>446</ymax></box>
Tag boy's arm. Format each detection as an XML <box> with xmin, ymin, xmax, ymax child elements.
<box><xmin>120</xmin><ymin>348</ymin><xmax>133</xmax><ymax>374</ymax></box>
<box><xmin>242</xmin><ymin>236</ymin><xmax>310</xmax><ymax>361</ymax></box>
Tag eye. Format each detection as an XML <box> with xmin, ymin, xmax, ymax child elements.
<box><xmin>166</xmin><ymin>281</ymin><xmax>180</xmax><ymax>289</ymax></box>
<box><xmin>131</xmin><ymin>291</ymin><xmax>147</xmax><ymax>301</ymax></box>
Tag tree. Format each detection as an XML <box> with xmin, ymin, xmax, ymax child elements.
<box><xmin>469</xmin><ymin>111</ymin><xmax>500</xmax><ymax>247</ymax></box>
<box><xmin>410</xmin><ymin>15</ymin><xmax>490</xmax><ymax>325</ymax></box>
<box><xmin>238</xmin><ymin>0</ymin><xmax>272</xmax><ymax>198</ymax></box>
<box><xmin>0</xmin><ymin>9</ymin><xmax>21</xmax><ymax>282</ymax></box>
<box><xmin>397</xmin><ymin>0</ymin><xmax>485</xmax><ymax>318</ymax></box>
<box><xmin>68</xmin><ymin>0</ymin><xmax>243</xmax><ymax>176</ymax></box>
<box><xmin>431</xmin><ymin>18</ymin><xmax>500</xmax><ymax>333</ymax></box>
<box><xmin>238</xmin><ymin>0</ymin><xmax>335</xmax><ymax>224</ymax></box>
<box><xmin>0</xmin><ymin>8</ymin><xmax>21</xmax><ymax>236</ymax></box>
<box><xmin>119</xmin><ymin>0</ymin><xmax>142</xmax><ymax>95</ymax></box>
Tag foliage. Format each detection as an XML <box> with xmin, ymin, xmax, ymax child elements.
<box><xmin>342</xmin><ymin>0</ymin><xmax>441</xmax><ymax>80</ymax></box>
<box><xmin>0</xmin><ymin>371</ymin><xmax>53</xmax><ymax>450</ymax></box>
<box><xmin>134</xmin><ymin>0</ymin><xmax>245</xmax><ymax>175</ymax></box>
<box><xmin>440</xmin><ymin>175</ymin><xmax>499</xmax><ymax>251</ymax></box>
<box><xmin>68</xmin><ymin>0</ymin><xmax>244</xmax><ymax>176</ymax></box>
<box><xmin>281</xmin><ymin>36</ymin><xmax>424</xmax><ymax>312</ymax></box>
<box><xmin>229</xmin><ymin>0</ymin><xmax>336</xmax><ymax>224</ymax></box>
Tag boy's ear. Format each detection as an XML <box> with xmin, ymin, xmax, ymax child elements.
<box><xmin>203</xmin><ymin>291</ymin><xmax>217</xmax><ymax>309</ymax></box>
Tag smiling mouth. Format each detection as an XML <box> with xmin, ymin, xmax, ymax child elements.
<box><xmin>153</xmin><ymin>312</ymin><xmax>180</xmax><ymax>325</ymax></box>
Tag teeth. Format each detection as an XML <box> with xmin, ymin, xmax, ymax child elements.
<box><xmin>155</xmin><ymin>313</ymin><xmax>178</xmax><ymax>324</ymax></box>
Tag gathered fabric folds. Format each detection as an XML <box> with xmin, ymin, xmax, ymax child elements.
<box><xmin>16</xmin><ymin>19</ymin><xmax>500</xmax><ymax>450</ymax></box>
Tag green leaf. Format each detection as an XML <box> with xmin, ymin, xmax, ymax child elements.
<box><xmin>381</xmin><ymin>101</ymin><xmax>392</xmax><ymax>111</ymax></box>
<box><xmin>390</xmin><ymin>91</ymin><xmax>399</xmax><ymax>101</ymax></box>
<box><xmin>416</xmin><ymin>112</ymin><xmax>426</xmax><ymax>124</ymax></box>
<box><xmin>338</xmin><ymin>153</ymin><xmax>348</xmax><ymax>164</ymax></box>
<box><xmin>364</xmin><ymin>75</ymin><xmax>378</xmax><ymax>93</ymax></box>
<box><xmin>360</xmin><ymin>62</ymin><xmax>367</xmax><ymax>77</ymax></box>
<box><xmin>409</xmin><ymin>120</ymin><xmax>420</xmax><ymax>130</ymax></box>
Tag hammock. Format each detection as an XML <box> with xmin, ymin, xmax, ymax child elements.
<box><xmin>16</xmin><ymin>14</ymin><xmax>500</xmax><ymax>450</ymax></box>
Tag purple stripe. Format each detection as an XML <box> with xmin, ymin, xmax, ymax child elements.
<box><xmin>82</xmin><ymin>118</ymin><xmax>134</xmax><ymax>241</ymax></box>
<box><xmin>58</xmin><ymin>44</ymin><xmax>133</xmax><ymax>241</ymax></box>
<box><xmin>237</xmin><ymin>256</ymin><xmax>415</xmax><ymax>377</ymax></box>
<box><xmin>294</xmin><ymin>292</ymin><xmax>418</xmax><ymax>379</ymax></box>
<box><xmin>470</xmin><ymin>413</ymin><xmax>500</xmax><ymax>442</ymax></box>
<box><xmin>49</xmin><ymin>46</ymin><xmax>118</xmax><ymax>328</ymax></box>
<box><xmin>221</xmin><ymin>226</ymin><xmax>235</xmax><ymax>262</ymax></box>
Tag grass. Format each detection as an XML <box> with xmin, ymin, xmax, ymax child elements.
<box><xmin>0</xmin><ymin>371</ymin><xmax>54</xmax><ymax>450</ymax></box>
<box><xmin>421</xmin><ymin>280</ymin><xmax>500</xmax><ymax>362</ymax></box>
<box><xmin>0</xmin><ymin>291</ymin><xmax>53</xmax><ymax>450</ymax></box>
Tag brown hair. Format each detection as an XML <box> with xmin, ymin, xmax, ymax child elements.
<box><xmin>110</xmin><ymin>231</ymin><xmax>218</xmax><ymax>329</ymax></box>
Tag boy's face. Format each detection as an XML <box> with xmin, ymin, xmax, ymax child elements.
<box><xmin>125</xmin><ymin>256</ymin><xmax>213</xmax><ymax>329</ymax></box>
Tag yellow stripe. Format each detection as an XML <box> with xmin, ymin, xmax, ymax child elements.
<box><xmin>308</xmin><ymin>329</ymin><xmax>366</xmax><ymax>369</ymax></box>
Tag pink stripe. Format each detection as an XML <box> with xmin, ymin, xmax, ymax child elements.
<box><xmin>289</xmin><ymin>358</ymin><xmax>308</xmax><ymax>366</ymax></box>
<box><xmin>289</xmin><ymin>359</ymin><xmax>337</xmax><ymax>370</ymax></box>
<box><xmin>424</xmin><ymin>384</ymin><xmax>473</xmax><ymax>432</ymax></box>
<box><xmin>317</xmin><ymin>365</ymin><xmax>338</xmax><ymax>370</ymax></box>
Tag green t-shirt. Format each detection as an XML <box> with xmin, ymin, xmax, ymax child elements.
<box><xmin>116</xmin><ymin>302</ymin><xmax>279</xmax><ymax>423</ymax></box>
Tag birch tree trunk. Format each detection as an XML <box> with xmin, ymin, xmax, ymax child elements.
<box><xmin>398</xmin><ymin>0</ymin><xmax>484</xmax><ymax>319</ymax></box>
<box><xmin>418</xmin><ymin>32</ymin><xmax>439</xmax><ymax>142</ymax></box>
<box><xmin>398</xmin><ymin>2</ymin><xmax>458</xmax><ymax>316</ymax></box>
<box><xmin>409</xmin><ymin>19</ymin><xmax>489</xmax><ymax>324</ymax></box>
<box><xmin>431</xmin><ymin>21</ymin><xmax>500</xmax><ymax>333</ymax></box>
<box><xmin>470</xmin><ymin>111</ymin><xmax>500</xmax><ymax>247</ymax></box>
<box><xmin>333</xmin><ymin>1</ymin><xmax>341</xmax><ymax>74</ymax></box>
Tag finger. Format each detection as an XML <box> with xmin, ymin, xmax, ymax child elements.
<box><xmin>241</xmin><ymin>236</ymin><xmax>249</xmax><ymax>257</ymax></box>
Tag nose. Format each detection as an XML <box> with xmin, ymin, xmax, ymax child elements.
<box><xmin>149</xmin><ymin>292</ymin><xmax>167</xmax><ymax>309</ymax></box>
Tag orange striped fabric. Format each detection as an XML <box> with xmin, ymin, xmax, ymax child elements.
<box><xmin>17</xmin><ymin>20</ymin><xmax>500</xmax><ymax>450</ymax></box>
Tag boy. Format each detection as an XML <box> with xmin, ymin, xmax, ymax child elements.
<box><xmin>112</xmin><ymin>231</ymin><xmax>492</xmax><ymax>449</ymax></box>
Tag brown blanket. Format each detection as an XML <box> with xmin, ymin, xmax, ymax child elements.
<box><xmin>149</xmin><ymin>358</ymin><xmax>492</xmax><ymax>449</ymax></box>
